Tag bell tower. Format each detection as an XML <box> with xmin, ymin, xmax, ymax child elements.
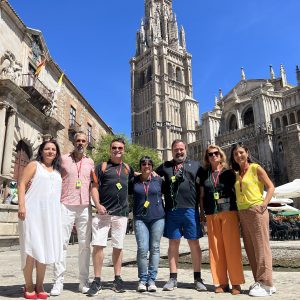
<box><xmin>130</xmin><ymin>0</ymin><xmax>199</xmax><ymax>160</ymax></box>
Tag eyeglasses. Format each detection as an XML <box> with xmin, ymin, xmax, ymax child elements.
<box><xmin>208</xmin><ymin>151</ymin><xmax>220</xmax><ymax>157</ymax></box>
<box><xmin>111</xmin><ymin>146</ymin><xmax>124</xmax><ymax>150</ymax></box>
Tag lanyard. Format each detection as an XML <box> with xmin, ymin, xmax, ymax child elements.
<box><xmin>173</xmin><ymin>163</ymin><xmax>183</xmax><ymax>174</ymax></box>
<box><xmin>209</xmin><ymin>169</ymin><xmax>220</xmax><ymax>190</ymax></box>
<box><xmin>116</xmin><ymin>163</ymin><xmax>123</xmax><ymax>179</ymax></box>
<box><xmin>142</xmin><ymin>175</ymin><xmax>152</xmax><ymax>199</ymax></box>
<box><xmin>73</xmin><ymin>154</ymin><xmax>83</xmax><ymax>179</ymax></box>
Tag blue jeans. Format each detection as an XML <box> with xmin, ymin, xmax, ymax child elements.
<box><xmin>134</xmin><ymin>218</ymin><xmax>165</xmax><ymax>284</ymax></box>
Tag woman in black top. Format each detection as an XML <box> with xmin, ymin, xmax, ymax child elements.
<box><xmin>130</xmin><ymin>156</ymin><xmax>165</xmax><ymax>293</ymax></box>
<box><xmin>200</xmin><ymin>145</ymin><xmax>244</xmax><ymax>295</ymax></box>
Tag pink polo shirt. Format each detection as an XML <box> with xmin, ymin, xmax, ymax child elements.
<box><xmin>60</xmin><ymin>153</ymin><xmax>95</xmax><ymax>206</ymax></box>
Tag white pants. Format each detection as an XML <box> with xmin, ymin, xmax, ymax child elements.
<box><xmin>53</xmin><ymin>204</ymin><xmax>92</xmax><ymax>283</ymax></box>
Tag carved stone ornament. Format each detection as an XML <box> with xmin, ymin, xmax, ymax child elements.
<box><xmin>0</xmin><ymin>51</ymin><xmax>22</xmax><ymax>83</ymax></box>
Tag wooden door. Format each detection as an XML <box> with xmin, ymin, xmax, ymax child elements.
<box><xmin>13</xmin><ymin>141</ymin><xmax>31</xmax><ymax>180</ymax></box>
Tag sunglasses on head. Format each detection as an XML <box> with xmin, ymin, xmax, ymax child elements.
<box><xmin>111</xmin><ymin>146</ymin><xmax>124</xmax><ymax>150</ymax></box>
<box><xmin>208</xmin><ymin>151</ymin><xmax>220</xmax><ymax>157</ymax></box>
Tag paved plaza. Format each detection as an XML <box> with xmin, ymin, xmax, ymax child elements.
<box><xmin>0</xmin><ymin>235</ymin><xmax>299</xmax><ymax>299</ymax></box>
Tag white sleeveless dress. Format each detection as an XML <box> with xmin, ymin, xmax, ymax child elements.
<box><xmin>19</xmin><ymin>162</ymin><xmax>63</xmax><ymax>269</ymax></box>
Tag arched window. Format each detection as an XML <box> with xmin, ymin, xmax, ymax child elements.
<box><xmin>275</xmin><ymin>118</ymin><xmax>281</xmax><ymax>129</ymax></box>
<box><xmin>168</xmin><ymin>63</ymin><xmax>173</xmax><ymax>80</ymax></box>
<box><xmin>140</xmin><ymin>70</ymin><xmax>145</xmax><ymax>88</ymax></box>
<box><xmin>228</xmin><ymin>115</ymin><xmax>238</xmax><ymax>131</ymax></box>
<box><xmin>278</xmin><ymin>141</ymin><xmax>283</xmax><ymax>153</ymax></box>
<box><xmin>282</xmin><ymin>115</ymin><xmax>288</xmax><ymax>126</ymax></box>
<box><xmin>290</xmin><ymin>112</ymin><xmax>296</xmax><ymax>124</ymax></box>
<box><xmin>243</xmin><ymin>107</ymin><xmax>254</xmax><ymax>126</ymax></box>
<box><xmin>297</xmin><ymin>110</ymin><xmax>300</xmax><ymax>123</ymax></box>
<box><xmin>176</xmin><ymin>67</ymin><xmax>182</xmax><ymax>83</ymax></box>
<box><xmin>146</xmin><ymin>65</ymin><xmax>152</xmax><ymax>82</ymax></box>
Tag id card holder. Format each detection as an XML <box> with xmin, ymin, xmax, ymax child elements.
<box><xmin>144</xmin><ymin>200</ymin><xmax>150</xmax><ymax>208</ymax></box>
<box><xmin>217</xmin><ymin>198</ymin><xmax>225</xmax><ymax>204</ymax></box>
<box><xmin>116</xmin><ymin>182</ymin><xmax>122</xmax><ymax>190</ymax></box>
<box><xmin>75</xmin><ymin>179</ymin><xmax>82</xmax><ymax>189</ymax></box>
<box><xmin>213</xmin><ymin>192</ymin><xmax>219</xmax><ymax>200</ymax></box>
<box><xmin>171</xmin><ymin>176</ymin><xmax>176</xmax><ymax>183</ymax></box>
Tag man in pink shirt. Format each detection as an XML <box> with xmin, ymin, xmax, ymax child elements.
<box><xmin>50</xmin><ymin>131</ymin><xmax>97</xmax><ymax>296</ymax></box>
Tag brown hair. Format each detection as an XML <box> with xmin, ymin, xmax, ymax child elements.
<box><xmin>204</xmin><ymin>144</ymin><xmax>228</xmax><ymax>169</ymax></box>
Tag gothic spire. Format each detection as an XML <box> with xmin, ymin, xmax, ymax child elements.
<box><xmin>280</xmin><ymin>64</ymin><xmax>287</xmax><ymax>87</ymax></box>
<box><xmin>269</xmin><ymin>65</ymin><xmax>275</xmax><ymax>80</ymax></box>
<box><xmin>180</xmin><ymin>25</ymin><xmax>186</xmax><ymax>49</ymax></box>
<box><xmin>218</xmin><ymin>88</ymin><xmax>223</xmax><ymax>100</ymax></box>
<box><xmin>241</xmin><ymin>67</ymin><xmax>246</xmax><ymax>80</ymax></box>
<box><xmin>296</xmin><ymin>65</ymin><xmax>300</xmax><ymax>86</ymax></box>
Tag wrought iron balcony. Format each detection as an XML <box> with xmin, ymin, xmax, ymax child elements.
<box><xmin>20</xmin><ymin>74</ymin><xmax>54</xmax><ymax>111</ymax></box>
<box><xmin>68</xmin><ymin>119</ymin><xmax>81</xmax><ymax>133</ymax></box>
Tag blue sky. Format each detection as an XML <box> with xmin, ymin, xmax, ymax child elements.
<box><xmin>8</xmin><ymin>0</ymin><xmax>300</xmax><ymax>138</ymax></box>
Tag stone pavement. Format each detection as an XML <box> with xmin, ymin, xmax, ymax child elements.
<box><xmin>0</xmin><ymin>235</ymin><xmax>299</xmax><ymax>299</ymax></box>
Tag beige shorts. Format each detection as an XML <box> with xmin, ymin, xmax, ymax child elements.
<box><xmin>91</xmin><ymin>214</ymin><xmax>128</xmax><ymax>249</ymax></box>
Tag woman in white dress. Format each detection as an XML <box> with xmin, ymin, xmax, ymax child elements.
<box><xmin>18</xmin><ymin>140</ymin><xmax>63</xmax><ymax>299</ymax></box>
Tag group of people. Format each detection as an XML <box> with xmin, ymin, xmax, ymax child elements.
<box><xmin>17</xmin><ymin>132</ymin><xmax>276</xmax><ymax>299</ymax></box>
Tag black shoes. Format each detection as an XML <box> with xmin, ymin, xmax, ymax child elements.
<box><xmin>112</xmin><ymin>277</ymin><xmax>126</xmax><ymax>293</ymax></box>
<box><xmin>87</xmin><ymin>280</ymin><xmax>102</xmax><ymax>297</ymax></box>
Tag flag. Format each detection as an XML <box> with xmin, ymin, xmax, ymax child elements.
<box><xmin>57</xmin><ymin>73</ymin><xmax>64</xmax><ymax>86</ymax></box>
<box><xmin>34</xmin><ymin>59</ymin><xmax>46</xmax><ymax>76</ymax></box>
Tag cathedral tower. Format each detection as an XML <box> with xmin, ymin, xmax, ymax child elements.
<box><xmin>130</xmin><ymin>0</ymin><xmax>199</xmax><ymax>160</ymax></box>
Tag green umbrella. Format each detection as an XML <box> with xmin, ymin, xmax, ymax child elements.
<box><xmin>278</xmin><ymin>210</ymin><xmax>300</xmax><ymax>216</ymax></box>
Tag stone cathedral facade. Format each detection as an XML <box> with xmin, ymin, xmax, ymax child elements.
<box><xmin>130</xmin><ymin>0</ymin><xmax>199</xmax><ymax>160</ymax></box>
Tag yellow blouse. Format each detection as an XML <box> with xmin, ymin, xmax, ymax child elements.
<box><xmin>235</xmin><ymin>163</ymin><xmax>264</xmax><ymax>210</ymax></box>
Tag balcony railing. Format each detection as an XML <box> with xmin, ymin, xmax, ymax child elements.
<box><xmin>20</xmin><ymin>74</ymin><xmax>54</xmax><ymax>111</ymax></box>
<box><xmin>68</xmin><ymin>119</ymin><xmax>81</xmax><ymax>133</ymax></box>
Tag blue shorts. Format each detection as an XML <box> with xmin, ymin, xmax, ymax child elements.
<box><xmin>164</xmin><ymin>208</ymin><xmax>203</xmax><ymax>240</ymax></box>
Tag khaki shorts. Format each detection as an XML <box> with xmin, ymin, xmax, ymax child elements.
<box><xmin>91</xmin><ymin>214</ymin><xmax>128</xmax><ymax>249</ymax></box>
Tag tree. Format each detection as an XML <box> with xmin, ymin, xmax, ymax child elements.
<box><xmin>91</xmin><ymin>134</ymin><xmax>162</xmax><ymax>170</ymax></box>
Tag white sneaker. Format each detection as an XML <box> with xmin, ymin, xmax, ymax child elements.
<box><xmin>79</xmin><ymin>281</ymin><xmax>90</xmax><ymax>294</ymax></box>
<box><xmin>148</xmin><ymin>282</ymin><xmax>157</xmax><ymax>292</ymax></box>
<box><xmin>249</xmin><ymin>282</ymin><xmax>276</xmax><ymax>297</ymax></box>
<box><xmin>137</xmin><ymin>282</ymin><xmax>147</xmax><ymax>292</ymax></box>
<box><xmin>50</xmin><ymin>279</ymin><xmax>64</xmax><ymax>296</ymax></box>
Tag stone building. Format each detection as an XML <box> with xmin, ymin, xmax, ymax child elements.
<box><xmin>190</xmin><ymin>65</ymin><xmax>300</xmax><ymax>185</ymax></box>
<box><xmin>130</xmin><ymin>0</ymin><xmax>199</xmax><ymax>160</ymax></box>
<box><xmin>0</xmin><ymin>0</ymin><xmax>112</xmax><ymax>182</ymax></box>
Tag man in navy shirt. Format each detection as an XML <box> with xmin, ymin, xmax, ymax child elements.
<box><xmin>156</xmin><ymin>139</ymin><xmax>207</xmax><ymax>292</ymax></box>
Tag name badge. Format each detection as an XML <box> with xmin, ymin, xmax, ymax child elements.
<box><xmin>171</xmin><ymin>176</ymin><xmax>176</xmax><ymax>183</ymax></box>
<box><xmin>213</xmin><ymin>192</ymin><xmax>219</xmax><ymax>200</ymax></box>
<box><xmin>116</xmin><ymin>182</ymin><xmax>123</xmax><ymax>190</ymax></box>
<box><xmin>217</xmin><ymin>198</ymin><xmax>225</xmax><ymax>204</ymax></box>
<box><xmin>143</xmin><ymin>200</ymin><xmax>150</xmax><ymax>208</ymax></box>
<box><xmin>75</xmin><ymin>179</ymin><xmax>82</xmax><ymax>189</ymax></box>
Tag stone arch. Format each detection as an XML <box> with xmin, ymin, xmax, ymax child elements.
<box><xmin>228</xmin><ymin>114</ymin><xmax>238</xmax><ymax>131</ymax></box>
<box><xmin>242</xmin><ymin>106</ymin><xmax>254</xmax><ymax>126</ymax></box>
<box><xmin>289</xmin><ymin>112</ymin><xmax>296</xmax><ymax>124</ymax></box>
<box><xmin>13</xmin><ymin>140</ymin><xmax>32</xmax><ymax>180</ymax></box>
<box><xmin>275</xmin><ymin>117</ymin><xmax>281</xmax><ymax>129</ymax></box>
<box><xmin>282</xmin><ymin>115</ymin><xmax>288</xmax><ymax>127</ymax></box>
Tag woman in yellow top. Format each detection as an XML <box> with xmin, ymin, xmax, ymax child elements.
<box><xmin>230</xmin><ymin>142</ymin><xmax>276</xmax><ymax>297</ymax></box>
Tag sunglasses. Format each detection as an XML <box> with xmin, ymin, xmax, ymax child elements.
<box><xmin>111</xmin><ymin>146</ymin><xmax>124</xmax><ymax>150</ymax></box>
<box><xmin>208</xmin><ymin>151</ymin><xmax>220</xmax><ymax>157</ymax></box>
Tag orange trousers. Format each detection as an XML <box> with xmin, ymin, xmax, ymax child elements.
<box><xmin>207</xmin><ymin>211</ymin><xmax>245</xmax><ymax>286</ymax></box>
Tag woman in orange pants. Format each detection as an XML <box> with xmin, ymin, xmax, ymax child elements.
<box><xmin>200</xmin><ymin>145</ymin><xmax>244</xmax><ymax>295</ymax></box>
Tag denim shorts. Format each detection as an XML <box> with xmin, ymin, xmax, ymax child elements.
<box><xmin>164</xmin><ymin>208</ymin><xmax>203</xmax><ymax>240</ymax></box>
